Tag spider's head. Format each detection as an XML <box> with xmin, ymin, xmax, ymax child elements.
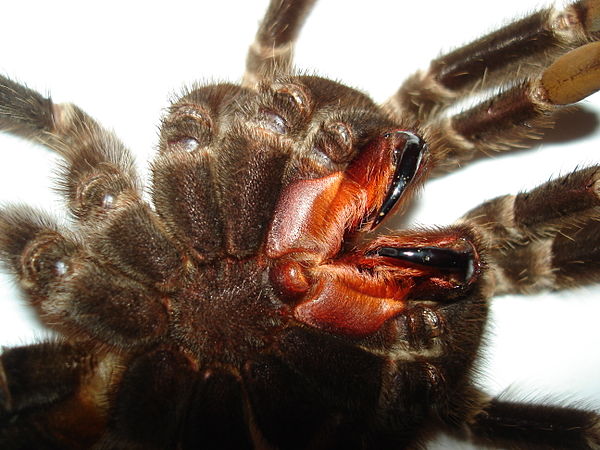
<box><xmin>156</xmin><ymin>75</ymin><xmax>485</xmax><ymax>378</ymax></box>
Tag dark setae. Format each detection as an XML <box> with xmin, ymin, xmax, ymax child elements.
<box><xmin>0</xmin><ymin>0</ymin><xmax>600</xmax><ymax>449</ymax></box>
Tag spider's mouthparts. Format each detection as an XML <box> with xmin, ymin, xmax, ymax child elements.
<box><xmin>372</xmin><ymin>131</ymin><xmax>426</xmax><ymax>228</ymax></box>
<box><xmin>375</xmin><ymin>245</ymin><xmax>476</xmax><ymax>282</ymax></box>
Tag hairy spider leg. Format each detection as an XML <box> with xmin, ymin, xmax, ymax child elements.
<box><xmin>461</xmin><ymin>166</ymin><xmax>600</xmax><ymax>294</ymax></box>
<box><xmin>242</xmin><ymin>0</ymin><xmax>317</xmax><ymax>87</ymax></box>
<box><xmin>386</xmin><ymin>0</ymin><xmax>600</xmax><ymax>123</ymax></box>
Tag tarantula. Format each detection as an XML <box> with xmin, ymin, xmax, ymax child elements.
<box><xmin>1</xmin><ymin>0</ymin><xmax>600</xmax><ymax>448</ymax></box>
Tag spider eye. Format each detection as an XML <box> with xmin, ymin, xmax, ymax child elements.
<box><xmin>373</xmin><ymin>131</ymin><xmax>425</xmax><ymax>226</ymax></box>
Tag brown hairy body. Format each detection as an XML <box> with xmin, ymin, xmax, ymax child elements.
<box><xmin>0</xmin><ymin>1</ymin><xmax>600</xmax><ymax>449</ymax></box>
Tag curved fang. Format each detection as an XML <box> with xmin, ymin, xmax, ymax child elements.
<box><xmin>372</xmin><ymin>131</ymin><xmax>425</xmax><ymax>227</ymax></box>
<box><xmin>376</xmin><ymin>246</ymin><xmax>475</xmax><ymax>281</ymax></box>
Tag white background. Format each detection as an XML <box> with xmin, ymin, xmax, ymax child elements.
<box><xmin>0</xmin><ymin>1</ymin><xmax>598</xmax><ymax>448</ymax></box>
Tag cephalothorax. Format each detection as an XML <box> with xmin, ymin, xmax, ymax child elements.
<box><xmin>1</xmin><ymin>0</ymin><xmax>600</xmax><ymax>449</ymax></box>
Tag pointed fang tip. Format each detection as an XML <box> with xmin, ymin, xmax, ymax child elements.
<box><xmin>376</xmin><ymin>246</ymin><xmax>475</xmax><ymax>282</ymax></box>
